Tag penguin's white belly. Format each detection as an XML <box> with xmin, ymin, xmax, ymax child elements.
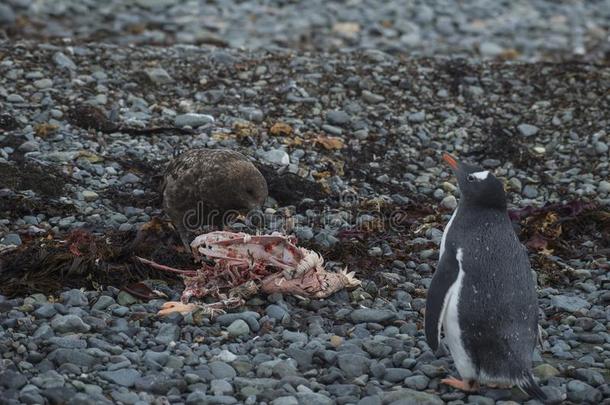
<box><xmin>442</xmin><ymin>248</ymin><xmax>476</xmax><ymax>379</ymax></box>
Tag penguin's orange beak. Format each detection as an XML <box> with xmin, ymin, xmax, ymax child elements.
<box><xmin>442</xmin><ymin>153</ymin><xmax>459</xmax><ymax>170</ymax></box>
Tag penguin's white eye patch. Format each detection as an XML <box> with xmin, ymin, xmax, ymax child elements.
<box><xmin>468</xmin><ymin>171</ymin><xmax>489</xmax><ymax>181</ymax></box>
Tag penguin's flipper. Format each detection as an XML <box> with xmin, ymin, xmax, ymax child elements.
<box><xmin>517</xmin><ymin>370</ymin><xmax>548</xmax><ymax>402</ymax></box>
<box><xmin>424</xmin><ymin>249</ymin><xmax>460</xmax><ymax>351</ymax></box>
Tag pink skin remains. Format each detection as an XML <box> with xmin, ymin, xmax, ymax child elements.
<box><xmin>137</xmin><ymin>231</ymin><xmax>360</xmax><ymax>317</ymax></box>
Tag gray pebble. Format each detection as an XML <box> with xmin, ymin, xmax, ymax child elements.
<box><xmin>120</xmin><ymin>173</ymin><xmax>141</xmax><ymax>184</ymax></box>
<box><xmin>209</xmin><ymin>361</ymin><xmax>237</xmax><ymax>379</ymax></box>
<box><xmin>48</xmin><ymin>336</ymin><xmax>87</xmax><ymax>349</ymax></box>
<box><xmin>418</xmin><ymin>364</ymin><xmax>445</xmax><ymax>378</ymax></box>
<box><xmin>382</xmin><ymin>388</ymin><xmax>443</xmax><ymax>405</ymax></box>
<box><xmin>567</xmin><ymin>379</ymin><xmax>601</xmax><ymax>403</ymax></box>
<box><xmin>211</xmin><ymin>379</ymin><xmax>234</xmax><ymax>395</ymax></box>
<box><xmin>51</xmin><ymin>314</ymin><xmax>91</xmax><ymax>334</ymax></box>
<box><xmin>272</xmin><ymin>397</ymin><xmax>298</xmax><ymax>405</ymax></box>
<box><xmin>326</xmin><ymin>110</ymin><xmax>350</xmax><ymax>125</ymax></box>
<box><xmin>595</xmin><ymin>142</ymin><xmax>608</xmax><ymax>154</ymax></box>
<box><xmin>384</xmin><ymin>367</ymin><xmax>411</xmax><ymax>383</ymax></box>
<box><xmin>479</xmin><ymin>41</ymin><xmax>504</xmax><ymax>57</ymax></box>
<box><xmin>216</xmin><ymin>312</ymin><xmax>260</xmax><ymax>331</ymax></box>
<box><xmin>403</xmin><ymin>374</ymin><xmax>429</xmax><ymax>390</ymax></box>
<box><xmin>533</xmin><ymin>364</ymin><xmax>559</xmax><ymax>379</ymax></box>
<box><xmin>156</xmin><ymin>323</ymin><xmax>180</xmax><ymax>344</ymax></box>
<box><xmin>322</xmin><ymin>124</ymin><xmax>342</xmax><ymax>136</ymax></box>
<box><xmin>98</xmin><ymin>369</ymin><xmax>140</xmax><ymax>387</ymax></box>
<box><xmin>34</xmin><ymin>324</ymin><xmax>54</xmax><ymax>339</ymax></box>
<box><xmin>518</xmin><ymin>123</ymin><xmax>539</xmax><ymax>137</ymax></box>
<box><xmin>186</xmin><ymin>392</ymin><xmax>207</xmax><ymax>405</ymax></box>
<box><xmin>143</xmin><ymin>350</ymin><xmax>169</xmax><ymax>369</ymax></box>
<box><xmin>145</xmin><ymin>67</ymin><xmax>173</xmax><ymax>84</ymax></box>
<box><xmin>112</xmin><ymin>305</ymin><xmax>129</xmax><ymax>316</ymax></box>
<box><xmin>408</xmin><ymin>111</ymin><xmax>426</xmax><ymax>123</ymax></box>
<box><xmin>337</xmin><ymin>354</ymin><xmax>370</xmax><ymax>378</ymax></box>
<box><xmin>282</xmin><ymin>330</ymin><xmax>307</xmax><ymax>343</ymax></box>
<box><xmin>49</xmin><ymin>348</ymin><xmax>96</xmax><ymax>368</ymax></box>
<box><xmin>240</xmin><ymin>107</ymin><xmax>264</xmax><ymax>122</ymax></box>
<box><xmin>227</xmin><ymin>319</ymin><xmax>250</xmax><ymax>337</ymax></box>
<box><xmin>522</xmin><ymin>184</ymin><xmax>539</xmax><ymax>198</ymax></box>
<box><xmin>286</xmin><ymin>347</ymin><xmax>313</xmax><ymax>369</ymax></box>
<box><xmin>350</xmin><ymin>308</ymin><xmax>397</xmax><ymax>323</ymax></box>
<box><xmin>117</xmin><ymin>291</ymin><xmax>137</xmax><ymax>306</ymax></box>
<box><xmin>295</xmin><ymin>392</ymin><xmax>333</xmax><ymax>405</ymax></box>
<box><xmin>175</xmin><ymin>113</ymin><xmax>214</xmax><ymax>128</ymax></box>
<box><xmin>441</xmin><ymin>195</ymin><xmax>457</xmax><ymax>210</ymax></box>
<box><xmin>33</xmin><ymin>303</ymin><xmax>56</xmax><ymax>318</ymax></box>
<box><xmin>92</xmin><ymin>295</ymin><xmax>115</xmax><ymax>311</ymax></box>
<box><xmin>61</xmin><ymin>289</ymin><xmax>89</xmax><ymax>307</ymax></box>
<box><xmin>266</xmin><ymin>304</ymin><xmax>288</xmax><ymax>321</ymax></box>
<box><xmin>82</xmin><ymin>191</ymin><xmax>99</xmax><ymax>202</ymax></box>
<box><xmin>258</xmin><ymin>148</ymin><xmax>290</xmax><ymax>165</ymax></box>
<box><xmin>53</xmin><ymin>52</ymin><xmax>77</xmax><ymax>70</ymax></box>
<box><xmin>551</xmin><ymin>295</ymin><xmax>590</xmax><ymax>313</ymax></box>
<box><xmin>574</xmin><ymin>368</ymin><xmax>605</xmax><ymax>386</ymax></box>
<box><xmin>110</xmin><ymin>391</ymin><xmax>140</xmax><ymax>404</ymax></box>
<box><xmin>0</xmin><ymin>370</ymin><xmax>27</xmax><ymax>389</ymax></box>
<box><xmin>361</xmin><ymin>90</ymin><xmax>385</xmax><ymax>104</ymax></box>
<box><xmin>19</xmin><ymin>141</ymin><xmax>40</xmax><ymax>152</ymax></box>
<box><xmin>7</xmin><ymin>94</ymin><xmax>25</xmax><ymax>103</ymax></box>
<box><xmin>295</xmin><ymin>226</ymin><xmax>314</xmax><ymax>241</ymax></box>
<box><xmin>598</xmin><ymin>181</ymin><xmax>610</xmax><ymax>194</ymax></box>
<box><xmin>1</xmin><ymin>233</ymin><xmax>22</xmax><ymax>246</ymax></box>
<box><xmin>34</xmin><ymin>78</ymin><xmax>53</xmax><ymax>89</ymax></box>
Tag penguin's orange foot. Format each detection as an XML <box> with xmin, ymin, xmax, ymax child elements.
<box><xmin>441</xmin><ymin>377</ymin><xmax>480</xmax><ymax>392</ymax></box>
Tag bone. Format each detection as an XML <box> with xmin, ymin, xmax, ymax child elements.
<box><xmin>139</xmin><ymin>231</ymin><xmax>361</xmax><ymax>317</ymax></box>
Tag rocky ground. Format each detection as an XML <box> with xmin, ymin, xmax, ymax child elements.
<box><xmin>1</xmin><ymin>0</ymin><xmax>610</xmax><ymax>63</ymax></box>
<box><xmin>1</xmin><ymin>1</ymin><xmax>610</xmax><ymax>405</ymax></box>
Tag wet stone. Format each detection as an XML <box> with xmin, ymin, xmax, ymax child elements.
<box><xmin>60</xmin><ymin>289</ymin><xmax>89</xmax><ymax>307</ymax></box>
<box><xmin>350</xmin><ymin>308</ymin><xmax>397</xmax><ymax>323</ymax></box>
<box><xmin>53</xmin><ymin>52</ymin><xmax>77</xmax><ymax>70</ymax></box>
<box><xmin>518</xmin><ymin>123</ymin><xmax>539</xmax><ymax>137</ymax></box>
<box><xmin>209</xmin><ymin>361</ymin><xmax>237</xmax><ymax>379</ymax></box>
<box><xmin>51</xmin><ymin>314</ymin><xmax>91</xmax><ymax>334</ymax></box>
<box><xmin>155</xmin><ymin>323</ymin><xmax>179</xmax><ymax>345</ymax></box>
<box><xmin>227</xmin><ymin>319</ymin><xmax>251</xmax><ymax>337</ymax></box>
<box><xmin>175</xmin><ymin>113</ymin><xmax>214</xmax><ymax>128</ymax></box>
<box><xmin>337</xmin><ymin>354</ymin><xmax>370</xmax><ymax>378</ymax></box>
<box><xmin>327</xmin><ymin>110</ymin><xmax>350</xmax><ymax>125</ymax></box>
<box><xmin>145</xmin><ymin>67</ymin><xmax>173</xmax><ymax>84</ymax></box>
<box><xmin>551</xmin><ymin>295</ymin><xmax>590</xmax><ymax>313</ymax></box>
<box><xmin>98</xmin><ymin>369</ymin><xmax>141</xmax><ymax>387</ymax></box>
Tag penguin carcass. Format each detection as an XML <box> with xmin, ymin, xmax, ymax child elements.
<box><xmin>137</xmin><ymin>231</ymin><xmax>360</xmax><ymax>316</ymax></box>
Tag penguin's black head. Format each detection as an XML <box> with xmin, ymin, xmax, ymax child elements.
<box><xmin>442</xmin><ymin>153</ymin><xmax>507</xmax><ymax>210</ymax></box>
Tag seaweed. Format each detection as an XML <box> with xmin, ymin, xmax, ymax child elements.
<box><xmin>255</xmin><ymin>162</ymin><xmax>327</xmax><ymax>206</ymax></box>
<box><xmin>67</xmin><ymin>104</ymin><xmax>194</xmax><ymax>135</ymax></box>
<box><xmin>0</xmin><ymin>218</ymin><xmax>192</xmax><ymax>297</ymax></box>
<box><xmin>471</xmin><ymin>121</ymin><xmax>537</xmax><ymax>170</ymax></box>
<box><xmin>510</xmin><ymin>200</ymin><xmax>609</xmax><ymax>260</ymax></box>
<box><xmin>0</xmin><ymin>161</ymin><xmax>67</xmax><ymax>198</ymax></box>
<box><xmin>0</xmin><ymin>113</ymin><xmax>19</xmax><ymax>131</ymax></box>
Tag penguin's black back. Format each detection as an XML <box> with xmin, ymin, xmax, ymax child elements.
<box><xmin>446</xmin><ymin>206</ymin><xmax>539</xmax><ymax>381</ymax></box>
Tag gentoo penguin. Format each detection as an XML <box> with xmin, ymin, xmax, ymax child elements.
<box><xmin>162</xmin><ymin>149</ymin><xmax>268</xmax><ymax>249</ymax></box>
<box><xmin>424</xmin><ymin>153</ymin><xmax>546</xmax><ymax>401</ymax></box>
